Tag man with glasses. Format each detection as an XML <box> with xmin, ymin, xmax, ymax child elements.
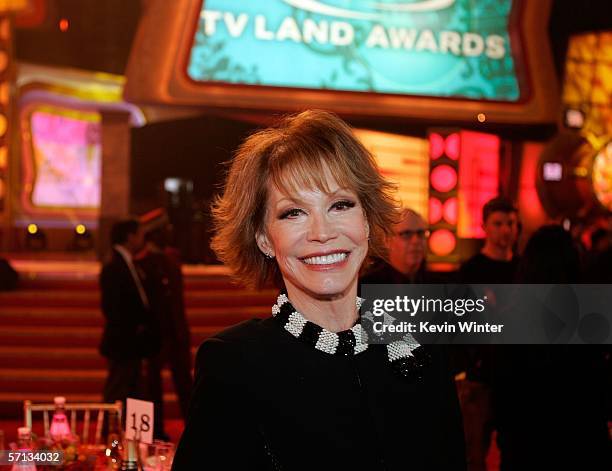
<box><xmin>361</xmin><ymin>208</ymin><xmax>433</xmax><ymax>284</ymax></box>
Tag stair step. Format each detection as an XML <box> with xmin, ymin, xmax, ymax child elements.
<box><xmin>0</xmin><ymin>326</ymin><xmax>227</xmax><ymax>348</ymax></box>
<box><xmin>19</xmin><ymin>277</ymin><xmax>238</xmax><ymax>291</ymax></box>
<box><xmin>0</xmin><ymin>263</ymin><xmax>276</xmax><ymax>421</ymax></box>
<box><xmin>0</xmin><ymin>289</ymin><xmax>276</xmax><ymax>308</ymax></box>
<box><xmin>0</xmin><ymin>368</ymin><xmax>185</xmax><ymax>394</ymax></box>
<box><xmin>0</xmin><ymin>306</ymin><xmax>268</xmax><ymax>327</ymax></box>
<box><xmin>0</xmin><ymin>346</ymin><xmax>199</xmax><ymax>369</ymax></box>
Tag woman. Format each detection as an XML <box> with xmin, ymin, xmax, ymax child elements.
<box><xmin>172</xmin><ymin>110</ymin><xmax>465</xmax><ymax>470</ymax></box>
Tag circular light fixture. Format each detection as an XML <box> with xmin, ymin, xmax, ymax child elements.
<box><xmin>27</xmin><ymin>224</ymin><xmax>38</xmax><ymax>235</ymax></box>
<box><xmin>445</xmin><ymin>133</ymin><xmax>460</xmax><ymax>160</ymax></box>
<box><xmin>429</xmin><ymin>197</ymin><xmax>442</xmax><ymax>224</ymax></box>
<box><xmin>430</xmin><ymin>165</ymin><xmax>458</xmax><ymax>193</ymax></box>
<box><xmin>429</xmin><ymin>229</ymin><xmax>456</xmax><ymax>256</ymax></box>
<box><xmin>429</xmin><ymin>133</ymin><xmax>445</xmax><ymax>160</ymax></box>
<box><xmin>59</xmin><ymin>18</ymin><xmax>70</xmax><ymax>32</ymax></box>
<box><xmin>443</xmin><ymin>197</ymin><xmax>458</xmax><ymax>225</ymax></box>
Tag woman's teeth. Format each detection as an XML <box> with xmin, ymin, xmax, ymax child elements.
<box><xmin>302</xmin><ymin>253</ymin><xmax>348</xmax><ymax>265</ymax></box>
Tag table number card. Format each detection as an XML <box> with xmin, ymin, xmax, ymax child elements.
<box><xmin>126</xmin><ymin>398</ymin><xmax>154</xmax><ymax>444</ymax></box>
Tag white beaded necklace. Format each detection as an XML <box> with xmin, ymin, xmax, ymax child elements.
<box><xmin>271</xmin><ymin>293</ymin><xmax>431</xmax><ymax>380</ymax></box>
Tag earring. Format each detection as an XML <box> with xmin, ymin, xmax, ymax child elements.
<box><xmin>265</xmin><ymin>251</ymin><xmax>274</xmax><ymax>259</ymax></box>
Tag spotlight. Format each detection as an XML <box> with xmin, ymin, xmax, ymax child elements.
<box><xmin>25</xmin><ymin>224</ymin><xmax>47</xmax><ymax>250</ymax></box>
<box><xmin>71</xmin><ymin>224</ymin><xmax>93</xmax><ymax>251</ymax></box>
<box><xmin>564</xmin><ymin>108</ymin><xmax>585</xmax><ymax>129</ymax></box>
<box><xmin>59</xmin><ymin>18</ymin><xmax>69</xmax><ymax>32</ymax></box>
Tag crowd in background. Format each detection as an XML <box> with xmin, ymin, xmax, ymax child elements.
<box><xmin>361</xmin><ymin>196</ymin><xmax>612</xmax><ymax>471</ymax></box>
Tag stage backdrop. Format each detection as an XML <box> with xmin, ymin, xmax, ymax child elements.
<box><xmin>124</xmin><ymin>0</ymin><xmax>559</xmax><ymax>124</ymax></box>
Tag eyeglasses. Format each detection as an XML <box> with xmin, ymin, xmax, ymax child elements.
<box><xmin>396</xmin><ymin>229</ymin><xmax>430</xmax><ymax>240</ymax></box>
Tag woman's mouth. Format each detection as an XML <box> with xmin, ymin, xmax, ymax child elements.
<box><xmin>300</xmin><ymin>251</ymin><xmax>350</xmax><ymax>269</ymax></box>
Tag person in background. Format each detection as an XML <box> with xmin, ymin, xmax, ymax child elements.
<box><xmin>455</xmin><ymin>197</ymin><xmax>520</xmax><ymax>471</ymax></box>
<box><xmin>493</xmin><ymin>225</ymin><xmax>611</xmax><ymax>470</ymax></box>
<box><xmin>459</xmin><ymin>197</ymin><xmax>520</xmax><ymax>283</ymax></box>
<box><xmin>100</xmin><ymin>219</ymin><xmax>162</xmax><ymax>416</ymax></box>
<box><xmin>361</xmin><ymin>208</ymin><xmax>434</xmax><ymax>284</ymax></box>
<box><xmin>137</xmin><ymin>219</ymin><xmax>193</xmax><ymax>440</ymax></box>
<box><xmin>0</xmin><ymin>256</ymin><xmax>18</xmax><ymax>290</ymax></box>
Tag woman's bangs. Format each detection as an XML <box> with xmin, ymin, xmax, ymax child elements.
<box><xmin>269</xmin><ymin>151</ymin><xmax>355</xmax><ymax>198</ymax></box>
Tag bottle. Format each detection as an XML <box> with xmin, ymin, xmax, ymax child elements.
<box><xmin>11</xmin><ymin>426</ymin><xmax>37</xmax><ymax>471</ymax></box>
<box><xmin>106</xmin><ymin>410</ymin><xmax>123</xmax><ymax>470</ymax></box>
<box><xmin>120</xmin><ymin>439</ymin><xmax>142</xmax><ymax>470</ymax></box>
<box><xmin>49</xmin><ymin>396</ymin><xmax>71</xmax><ymax>443</ymax></box>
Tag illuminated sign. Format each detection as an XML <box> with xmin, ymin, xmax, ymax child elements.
<box><xmin>188</xmin><ymin>0</ymin><xmax>521</xmax><ymax>101</ymax></box>
<box><xmin>125</xmin><ymin>0</ymin><xmax>558</xmax><ymax>123</ymax></box>
<box><xmin>22</xmin><ymin>106</ymin><xmax>102</xmax><ymax>211</ymax></box>
<box><xmin>355</xmin><ymin>128</ymin><xmax>429</xmax><ymax>218</ymax></box>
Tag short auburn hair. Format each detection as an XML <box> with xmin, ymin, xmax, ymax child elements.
<box><xmin>211</xmin><ymin>110</ymin><xmax>399</xmax><ymax>288</ymax></box>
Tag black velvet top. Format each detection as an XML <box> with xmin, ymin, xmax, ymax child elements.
<box><xmin>172</xmin><ymin>316</ymin><xmax>466</xmax><ymax>471</ymax></box>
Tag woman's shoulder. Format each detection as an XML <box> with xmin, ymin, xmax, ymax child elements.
<box><xmin>210</xmin><ymin>317</ymin><xmax>280</xmax><ymax>343</ymax></box>
<box><xmin>195</xmin><ymin>317</ymin><xmax>281</xmax><ymax>360</ymax></box>
<box><xmin>193</xmin><ymin>317</ymin><xmax>285</xmax><ymax>385</ymax></box>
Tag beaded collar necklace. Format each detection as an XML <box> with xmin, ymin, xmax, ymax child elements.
<box><xmin>271</xmin><ymin>292</ymin><xmax>431</xmax><ymax>381</ymax></box>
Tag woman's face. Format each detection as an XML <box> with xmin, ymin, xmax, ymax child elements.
<box><xmin>257</xmin><ymin>172</ymin><xmax>369</xmax><ymax>300</ymax></box>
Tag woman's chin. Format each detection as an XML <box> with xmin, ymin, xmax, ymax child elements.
<box><xmin>297</xmin><ymin>273</ymin><xmax>357</xmax><ymax>299</ymax></box>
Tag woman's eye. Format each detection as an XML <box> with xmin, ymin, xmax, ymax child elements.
<box><xmin>279</xmin><ymin>208</ymin><xmax>304</xmax><ymax>219</ymax></box>
<box><xmin>332</xmin><ymin>200</ymin><xmax>356</xmax><ymax>211</ymax></box>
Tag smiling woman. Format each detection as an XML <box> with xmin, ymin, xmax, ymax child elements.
<box><xmin>172</xmin><ymin>110</ymin><xmax>466</xmax><ymax>470</ymax></box>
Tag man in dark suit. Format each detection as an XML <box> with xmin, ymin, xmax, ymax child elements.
<box><xmin>100</xmin><ymin>219</ymin><xmax>162</xmax><ymax>412</ymax></box>
<box><xmin>137</xmin><ymin>222</ymin><xmax>192</xmax><ymax>440</ymax></box>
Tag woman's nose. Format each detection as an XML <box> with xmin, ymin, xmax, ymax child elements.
<box><xmin>307</xmin><ymin>213</ymin><xmax>337</xmax><ymax>243</ymax></box>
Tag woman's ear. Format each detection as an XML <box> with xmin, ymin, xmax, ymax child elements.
<box><xmin>256</xmin><ymin>232</ymin><xmax>274</xmax><ymax>258</ymax></box>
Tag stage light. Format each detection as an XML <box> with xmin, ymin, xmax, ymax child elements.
<box><xmin>445</xmin><ymin>133</ymin><xmax>460</xmax><ymax>160</ymax></box>
<box><xmin>477</xmin><ymin>113</ymin><xmax>486</xmax><ymax>123</ymax></box>
<box><xmin>430</xmin><ymin>165</ymin><xmax>457</xmax><ymax>193</ymax></box>
<box><xmin>25</xmin><ymin>224</ymin><xmax>46</xmax><ymax>250</ymax></box>
<box><xmin>443</xmin><ymin>197</ymin><xmax>458</xmax><ymax>225</ymax></box>
<box><xmin>429</xmin><ymin>197</ymin><xmax>443</xmax><ymax>224</ymax></box>
<box><xmin>71</xmin><ymin>224</ymin><xmax>93</xmax><ymax>250</ymax></box>
<box><xmin>59</xmin><ymin>18</ymin><xmax>69</xmax><ymax>32</ymax></box>
<box><xmin>429</xmin><ymin>229</ymin><xmax>456</xmax><ymax>256</ymax></box>
<box><xmin>429</xmin><ymin>133</ymin><xmax>445</xmax><ymax>160</ymax></box>
<box><xmin>428</xmin><ymin>129</ymin><xmax>462</xmax><ymax>262</ymax></box>
<box><xmin>564</xmin><ymin>108</ymin><xmax>584</xmax><ymax>129</ymax></box>
<box><xmin>542</xmin><ymin>162</ymin><xmax>563</xmax><ymax>182</ymax></box>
